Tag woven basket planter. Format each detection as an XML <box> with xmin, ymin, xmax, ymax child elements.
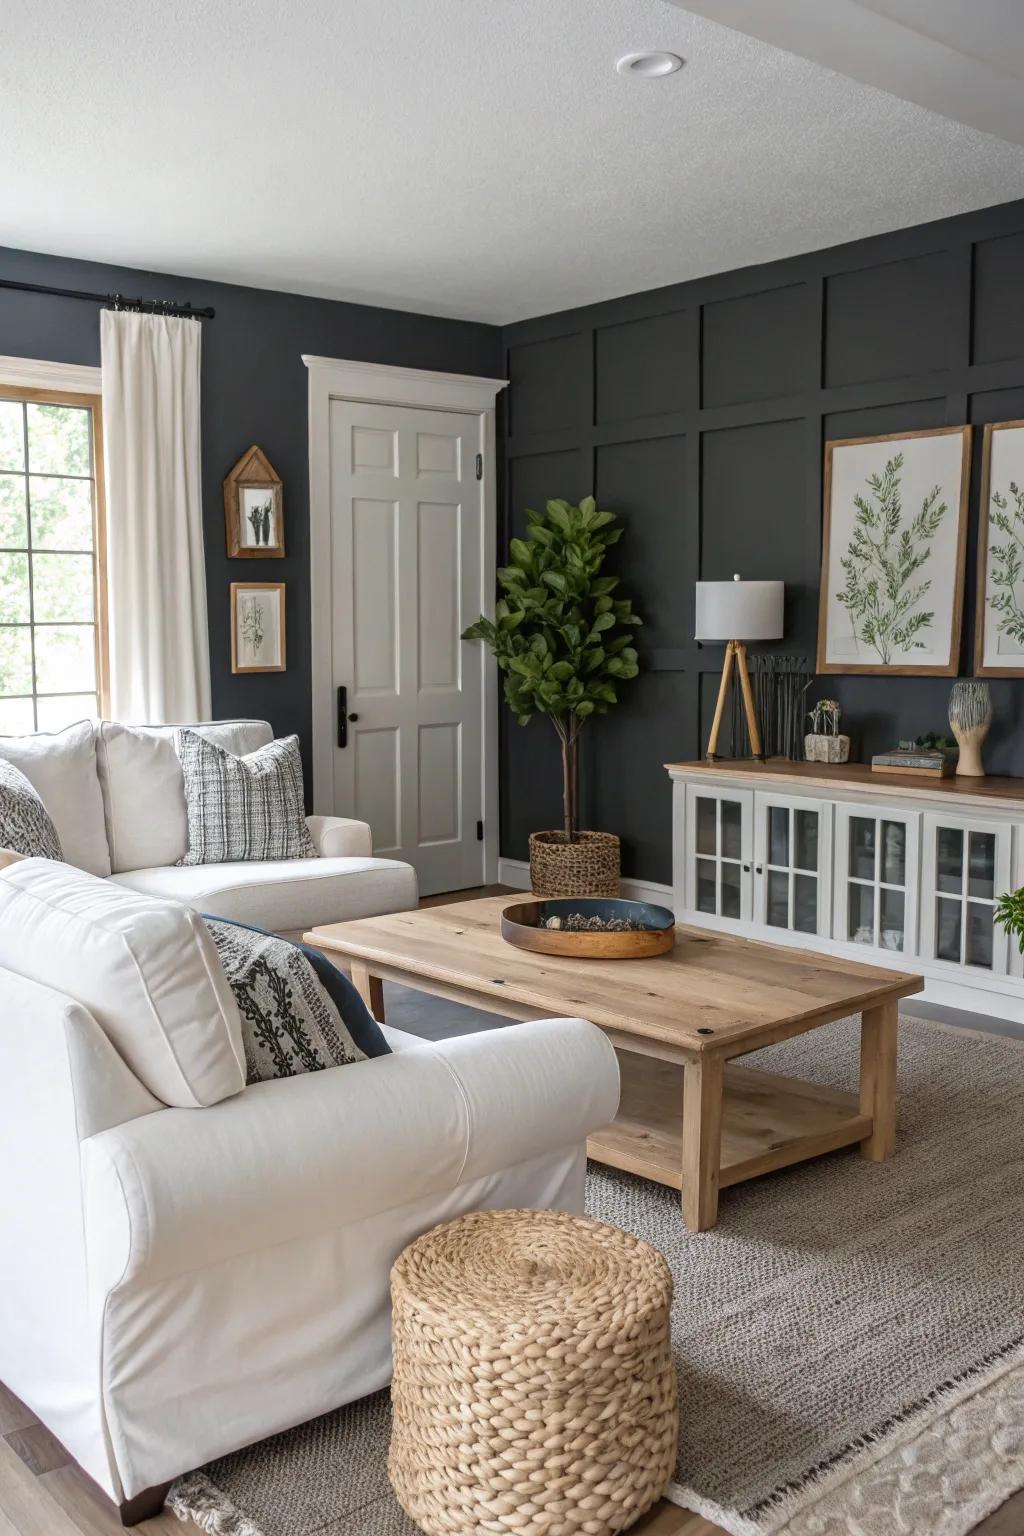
<box><xmin>528</xmin><ymin>830</ymin><xmax>620</xmax><ymax>898</ymax></box>
<box><xmin>388</xmin><ymin>1208</ymin><xmax>677</xmax><ymax>1536</ymax></box>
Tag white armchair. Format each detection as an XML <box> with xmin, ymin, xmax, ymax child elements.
<box><xmin>0</xmin><ymin>966</ymin><xmax>619</xmax><ymax>1522</ymax></box>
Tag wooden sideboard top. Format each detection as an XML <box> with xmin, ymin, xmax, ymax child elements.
<box><xmin>664</xmin><ymin>757</ymin><xmax>1024</xmax><ymax>810</ymax></box>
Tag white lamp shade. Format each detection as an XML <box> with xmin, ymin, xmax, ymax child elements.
<box><xmin>695</xmin><ymin>577</ymin><xmax>784</xmax><ymax>641</ymax></box>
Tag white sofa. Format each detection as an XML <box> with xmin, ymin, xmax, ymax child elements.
<box><xmin>0</xmin><ymin>864</ymin><xmax>621</xmax><ymax>1521</ymax></box>
<box><xmin>0</xmin><ymin>716</ymin><xmax>418</xmax><ymax>935</ymax></box>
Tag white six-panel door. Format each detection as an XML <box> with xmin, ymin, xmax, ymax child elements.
<box><xmin>328</xmin><ymin>399</ymin><xmax>483</xmax><ymax>895</ymax></box>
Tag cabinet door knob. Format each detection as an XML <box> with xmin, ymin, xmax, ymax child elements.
<box><xmin>742</xmin><ymin>863</ymin><xmax>751</xmax><ymax>873</ymax></box>
<box><xmin>755</xmin><ymin>864</ymin><xmax>763</xmax><ymax>875</ymax></box>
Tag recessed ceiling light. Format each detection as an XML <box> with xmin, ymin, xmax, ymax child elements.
<box><xmin>615</xmin><ymin>51</ymin><xmax>684</xmax><ymax>78</ymax></box>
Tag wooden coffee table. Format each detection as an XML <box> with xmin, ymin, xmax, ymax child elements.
<box><xmin>307</xmin><ymin>896</ymin><xmax>922</xmax><ymax>1231</ymax></box>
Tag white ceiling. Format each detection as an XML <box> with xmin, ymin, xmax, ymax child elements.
<box><xmin>3</xmin><ymin>0</ymin><xmax>1024</xmax><ymax>325</ymax></box>
<box><xmin>669</xmin><ymin>1</ymin><xmax>1024</xmax><ymax>145</ymax></box>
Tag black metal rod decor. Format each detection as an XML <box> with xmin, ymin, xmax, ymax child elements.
<box><xmin>729</xmin><ymin>653</ymin><xmax>812</xmax><ymax>760</ymax></box>
<box><xmin>0</xmin><ymin>277</ymin><xmax>214</xmax><ymax>320</ymax></box>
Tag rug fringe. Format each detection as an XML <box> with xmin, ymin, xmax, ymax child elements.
<box><xmin>665</xmin><ymin>1338</ymin><xmax>1024</xmax><ymax>1536</ymax></box>
<box><xmin>167</xmin><ymin>1472</ymin><xmax>266</xmax><ymax>1536</ymax></box>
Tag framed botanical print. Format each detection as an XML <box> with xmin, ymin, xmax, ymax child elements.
<box><xmin>817</xmin><ymin>426</ymin><xmax>971</xmax><ymax>676</ymax></box>
<box><xmin>976</xmin><ymin>419</ymin><xmax>1024</xmax><ymax>676</ymax></box>
<box><xmin>231</xmin><ymin>582</ymin><xmax>286</xmax><ymax>673</ymax></box>
<box><xmin>224</xmin><ymin>444</ymin><xmax>285</xmax><ymax>558</ymax></box>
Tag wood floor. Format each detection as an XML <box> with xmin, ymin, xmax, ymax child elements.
<box><xmin>1</xmin><ymin>884</ymin><xmax>1019</xmax><ymax>1536</ymax></box>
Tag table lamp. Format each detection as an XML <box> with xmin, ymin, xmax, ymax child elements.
<box><xmin>695</xmin><ymin>575</ymin><xmax>784</xmax><ymax>760</ymax></box>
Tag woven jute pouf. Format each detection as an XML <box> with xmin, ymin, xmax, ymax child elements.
<box><xmin>388</xmin><ymin>1208</ymin><xmax>677</xmax><ymax>1536</ymax></box>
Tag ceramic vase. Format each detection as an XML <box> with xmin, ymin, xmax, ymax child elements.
<box><xmin>948</xmin><ymin>680</ymin><xmax>992</xmax><ymax>778</ymax></box>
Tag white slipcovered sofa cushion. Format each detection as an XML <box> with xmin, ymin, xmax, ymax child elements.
<box><xmin>0</xmin><ymin>858</ymin><xmax>245</xmax><ymax>1108</ymax></box>
<box><xmin>0</xmin><ymin>719</ymin><xmax>111</xmax><ymax>876</ymax></box>
<box><xmin>96</xmin><ymin>718</ymin><xmax>273</xmax><ymax>873</ymax></box>
<box><xmin>110</xmin><ymin>854</ymin><xmax>419</xmax><ymax>933</ymax></box>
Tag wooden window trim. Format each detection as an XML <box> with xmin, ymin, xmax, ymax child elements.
<box><xmin>0</xmin><ymin>383</ymin><xmax>110</xmax><ymax>718</ymax></box>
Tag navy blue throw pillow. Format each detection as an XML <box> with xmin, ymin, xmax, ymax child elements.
<box><xmin>201</xmin><ymin>914</ymin><xmax>391</xmax><ymax>1060</ymax></box>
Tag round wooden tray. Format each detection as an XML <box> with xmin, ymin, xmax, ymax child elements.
<box><xmin>500</xmin><ymin>897</ymin><xmax>675</xmax><ymax>959</ymax></box>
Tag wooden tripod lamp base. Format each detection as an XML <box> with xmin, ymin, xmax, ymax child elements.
<box><xmin>695</xmin><ymin>576</ymin><xmax>785</xmax><ymax>762</ymax></box>
<box><xmin>706</xmin><ymin>639</ymin><xmax>763</xmax><ymax>761</ymax></box>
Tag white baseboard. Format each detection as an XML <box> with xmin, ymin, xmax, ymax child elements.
<box><xmin>497</xmin><ymin>857</ymin><xmax>674</xmax><ymax>912</ymax></box>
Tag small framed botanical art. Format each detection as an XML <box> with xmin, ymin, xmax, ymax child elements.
<box><xmin>231</xmin><ymin>582</ymin><xmax>286</xmax><ymax>674</ymax></box>
<box><xmin>224</xmin><ymin>444</ymin><xmax>285</xmax><ymax>558</ymax></box>
<box><xmin>975</xmin><ymin>419</ymin><xmax>1024</xmax><ymax>676</ymax></box>
<box><xmin>817</xmin><ymin>425</ymin><xmax>971</xmax><ymax>676</ymax></box>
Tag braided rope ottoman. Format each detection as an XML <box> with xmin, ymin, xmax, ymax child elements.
<box><xmin>388</xmin><ymin>1208</ymin><xmax>677</xmax><ymax>1536</ymax></box>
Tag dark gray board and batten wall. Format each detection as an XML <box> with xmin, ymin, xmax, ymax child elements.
<box><xmin>5</xmin><ymin>198</ymin><xmax>1024</xmax><ymax>888</ymax></box>
<box><xmin>0</xmin><ymin>245</ymin><xmax>500</xmax><ymax>793</ymax></box>
<box><xmin>499</xmin><ymin>198</ymin><xmax>1024</xmax><ymax>886</ymax></box>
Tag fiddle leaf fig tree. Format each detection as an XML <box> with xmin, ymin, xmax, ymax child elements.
<box><xmin>462</xmin><ymin>496</ymin><xmax>642</xmax><ymax>841</ymax></box>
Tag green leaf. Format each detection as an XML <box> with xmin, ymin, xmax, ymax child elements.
<box><xmin>594</xmin><ymin>594</ymin><xmax>613</xmax><ymax>615</ymax></box>
<box><xmin>590</xmin><ymin>612</ymin><xmax>615</xmax><ymax>634</ymax></box>
<box><xmin>546</xmin><ymin>502</ymin><xmax>572</xmax><ymax>534</ymax></box>
<box><xmin>542</xmin><ymin>571</ymin><xmax>567</xmax><ymax>593</ymax></box>
<box><xmin>508</xmin><ymin>537</ymin><xmax>533</xmax><ymax>568</ymax></box>
<box><xmin>574</xmin><ymin>700</ymin><xmax>595</xmax><ymax>717</ymax></box>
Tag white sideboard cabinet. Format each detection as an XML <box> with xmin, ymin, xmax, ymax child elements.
<box><xmin>668</xmin><ymin>760</ymin><xmax>1024</xmax><ymax>1022</ymax></box>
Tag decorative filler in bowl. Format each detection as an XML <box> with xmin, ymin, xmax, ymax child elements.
<box><xmin>500</xmin><ymin>897</ymin><xmax>675</xmax><ymax>959</ymax></box>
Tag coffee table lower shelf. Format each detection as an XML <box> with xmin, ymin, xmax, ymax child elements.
<box><xmin>588</xmin><ymin>1049</ymin><xmax>872</xmax><ymax>1194</ymax></box>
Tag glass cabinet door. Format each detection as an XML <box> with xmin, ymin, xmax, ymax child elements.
<box><xmin>754</xmin><ymin>794</ymin><xmax>831</xmax><ymax>937</ymax></box>
<box><xmin>685</xmin><ymin>786</ymin><xmax>753</xmax><ymax>924</ymax></box>
<box><xmin>921</xmin><ymin>814</ymin><xmax>1010</xmax><ymax>974</ymax></box>
<box><xmin>834</xmin><ymin>804</ymin><xmax>919</xmax><ymax>956</ymax></box>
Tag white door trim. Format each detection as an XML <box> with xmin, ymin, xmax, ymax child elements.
<box><xmin>304</xmin><ymin>355</ymin><xmax>507</xmax><ymax>885</ymax></box>
<box><xmin>0</xmin><ymin>355</ymin><xmax>102</xmax><ymax>393</ymax></box>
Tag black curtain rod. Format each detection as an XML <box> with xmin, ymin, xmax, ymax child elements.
<box><xmin>0</xmin><ymin>276</ymin><xmax>215</xmax><ymax>320</ymax></box>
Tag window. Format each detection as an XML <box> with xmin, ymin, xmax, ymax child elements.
<box><xmin>0</xmin><ymin>387</ymin><xmax>108</xmax><ymax>733</ymax></box>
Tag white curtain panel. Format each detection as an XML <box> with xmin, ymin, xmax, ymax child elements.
<box><xmin>100</xmin><ymin>310</ymin><xmax>211</xmax><ymax>723</ymax></box>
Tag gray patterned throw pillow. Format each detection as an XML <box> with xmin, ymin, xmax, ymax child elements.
<box><xmin>203</xmin><ymin>918</ymin><xmax>367</xmax><ymax>1082</ymax></box>
<box><xmin>0</xmin><ymin>758</ymin><xmax>63</xmax><ymax>861</ymax></box>
<box><xmin>176</xmin><ymin>729</ymin><xmax>317</xmax><ymax>865</ymax></box>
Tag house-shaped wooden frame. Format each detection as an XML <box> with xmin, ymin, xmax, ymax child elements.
<box><xmin>224</xmin><ymin>444</ymin><xmax>285</xmax><ymax>558</ymax></box>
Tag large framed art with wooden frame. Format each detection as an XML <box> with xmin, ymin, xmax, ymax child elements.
<box><xmin>817</xmin><ymin>425</ymin><xmax>971</xmax><ymax>677</ymax></box>
<box><xmin>975</xmin><ymin>418</ymin><xmax>1024</xmax><ymax>678</ymax></box>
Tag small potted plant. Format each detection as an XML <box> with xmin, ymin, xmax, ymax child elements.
<box><xmin>805</xmin><ymin>699</ymin><xmax>850</xmax><ymax>764</ymax></box>
<box><xmin>995</xmin><ymin>887</ymin><xmax>1024</xmax><ymax>956</ymax></box>
<box><xmin>462</xmin><ymin>497</ymin><xmax>642</xmax><ymax>897</ymax></box>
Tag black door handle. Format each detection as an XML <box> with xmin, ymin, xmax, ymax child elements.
<box><xmin>337</xmin><ymin>686</ymin><xmax>348</xmax><ymax>748</ymax></box>
<box><xmin>348</xmin><ymin>712</ymin><xmax>359</xmax><ymax>722</ymax></box>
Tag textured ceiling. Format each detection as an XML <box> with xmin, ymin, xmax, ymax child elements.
<box><xmin>670</xmin><ymin>1</ymin><xmax>1024</xmax><ymax>144</ymax></box>
<box><xmin>3</xmin><ymin>0</ymin><xmax>1024</xmax><ymax>323</ymax></box>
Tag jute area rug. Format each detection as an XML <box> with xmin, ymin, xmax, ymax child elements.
<box><xmin>170</xmin><ymin>1015</ymin><xmax>1024</xmax><ymax>1536</ymax></box>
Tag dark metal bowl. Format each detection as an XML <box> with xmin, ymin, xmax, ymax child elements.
<box><xmin>500</xmin><ymin>896</ymin><xmax>676</xmax><ymax>959</ymax></box>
